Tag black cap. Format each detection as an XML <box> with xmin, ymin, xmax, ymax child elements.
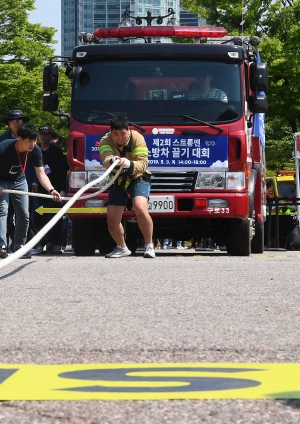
<box><xmin>38</xmin><ymin>125</ymin><xmax>52</xmax><ymax>134</ymax></box>
<box><xmin>2</xmin><ymin>110</ymin><xmax>30</xmax><ymax>125</ymax></box>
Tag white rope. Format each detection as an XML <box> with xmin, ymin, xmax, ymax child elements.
<box><xmin>1</xmin><ymin>167</ymin><xmax>122</xmax><ymax>201</ymax></box>
<box><xmin>0</xmin><ymin>161</ymin><xmax>122</xmax><ymax>271</ymax></box>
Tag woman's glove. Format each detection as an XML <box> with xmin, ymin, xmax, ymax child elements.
<box><xmin>118</xmin><ymin>157</ymin><xmax>131</xmax><ymax>168</ymax></box>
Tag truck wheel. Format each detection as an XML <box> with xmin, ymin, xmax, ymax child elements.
<box><xmin>96</xmin><ymin>220</ymin><xmax>116</xmax><ymax>255</ymax></box>
<box><xmin>230</xmin><ymin>218</ymin><xmax>251</xmax><ymax>256</ymax></box>
<box><xmin>126</xmin><ymin>236</ymin><xmax>138</xmax><ymax>255</ymax></box>
<box><xmin>251</xmin><ymin>221</ymin><xmax>264</xmax><ymax>254</ymax></box>
<box><xmin>72</xmin><ymin>218</ymin><xmax>96</xmax><ymax>256</ymax></box>
<box><xmin>98</xmin><ymin>233</ymin><xmax>116</xmax><ymax>255</ymax></box>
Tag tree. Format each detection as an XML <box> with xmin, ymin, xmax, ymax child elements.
<box><xmin>181</xmin><ymin>0</ymin><xmax>266</xmax><ymax>35</ymax></box>
<box><xmin>265</xmin><ymin>117</ymin><xmax>294</xmax><ymax>175</ymax></box>
<box><xmin>181</xmin><ymin>0</ymin><xmax>300</xmax><ymax>172</ymax></box>
<box><xmin>0</xmin><ymin>0</ymin><xmax>71</xmax><ymax>146</ymax></box>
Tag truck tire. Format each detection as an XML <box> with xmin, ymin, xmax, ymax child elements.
<box><xmin>72</xmin><ymin>218</ymin><xmax>97</xmax><ymax>256</ymax></box>
<box><xmin>251</xmin><ymin>221</ymin><xmax>264</xmax><ymax>254</ymax></box>
<box><xmin>98</xmin><ymin>233</ymin><xmax>115</xmax><ymax>255</ymax></box>
<box><xmin>126</xmin><ymin>236</ymin><xmax>138</xmax><ymax>255</ymax></box>
<box><xmin>230</xmin><ymin>218</ymin><xmax>251</xmax><ymax>256</ymax></box>
<box><xmin>96</xmin><ymin>220</ymin><xmax>116</xmax><ymax>255</ymax></box>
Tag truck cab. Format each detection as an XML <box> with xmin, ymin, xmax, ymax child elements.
<box><xmin>43</xmin><ymin>26</ymin><xmax>268</xmax><ymax>256</ymax></box>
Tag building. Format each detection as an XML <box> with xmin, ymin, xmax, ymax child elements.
<box><xmin>61</xmin><ymin>0</ymin><xmax>181</xmax><ymax>56</ymax></box>
<box><xmin>180</xmin><ymin>5</ymin><xmax>205</xmax><ymax>27</ymax></box>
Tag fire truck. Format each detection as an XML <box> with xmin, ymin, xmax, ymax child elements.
<box><xmin>42</xmin><ymin>24</ymin><xmax>268</xmax><ymax>256</ymax></box>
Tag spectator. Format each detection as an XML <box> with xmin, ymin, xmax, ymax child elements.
<box><xmin>0</xmin><ymin>110</ymin><xmax>31</xmax><ymax>251</ymax></box>
<box><xmin>30</xmin><ymin>125</ymin><xmax>68</xmax><ymax>254</ymax></box>
<box><xmin>0</xmin><ymin>109</ymin><xmax>30</xmax><ymax>143</ymax></box>
<box><xmin>162</xmin><ymin>238</ymin><xmax>172</xmax><ymax>249</ymax></box>
<box><xmin>24</xmin><ymin>163</ymin><xmax>39</xmax><ymax>243</ymax></box>
<box><xmin>0</xmin><ymin>124</ymin><xmax>61</xmax><ymax>259</ymax></box>
<box><xmin>162</xmin><ymin>238</ymin><xmax>168</xmax><ymax>249</ymax></box>
<box><xmin>154</xmin><ymin>238</ymin><xmax>161</xmax><ymax>249</ymax></box>
<box><xmin>51</xmin><ymin>132</ymin><xmax>63</xmax><ymax>147</ymax></box>
<box><xmin>50</xmin><ymin>131</ymin><xmax>70</xmax><ymax>253</ymax></box>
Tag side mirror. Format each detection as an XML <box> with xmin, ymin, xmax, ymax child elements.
<box><xmin>67</xmin><ymin>66</ymin><xmax>82</xmax><ymax>79</ymax></box>
<box><xmin>43</xmin><ymin>93</ymin><xmax>59</xmax><ymax>112</ymax></box>
<box><xmin>43</xmin><ymin>63</ymin><xmax>58</xmax><ymax>91</ymax></box>
<box><xmin>250</xmin><ymin>63</ymin><xmax>268</xmax><ymax>92</ymax></box>
<box><xmin>249</xmin><ymin>94</ymin><xmax>268</xmax><ymax>113</ymax></box>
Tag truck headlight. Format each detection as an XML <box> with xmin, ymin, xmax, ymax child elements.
<box><xmin>195</xmin><ymin>171</ymin><xmax>245</xmax><ymax>190</ymax></box>
<box><xmin>195</xmin><ymin>172</ymin><xmax>225</xmax><ymax>189</ymax></box>
<box><xmin>69</xmin><ymin>172</ymin><xmax>86</xmax><ymax>188</ymax></box>
<box><xmin>226</xmin><ymin>172</ymin><xmax>245</xmax><ymax>189</ymax></box>
<box><xmin>88</xmin><ymin>171</ymin><xmax>108</xmax><ymax>187</ymax></box>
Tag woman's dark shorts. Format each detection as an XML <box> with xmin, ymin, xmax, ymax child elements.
<box><xmin>107</xmin><ymin>178</ymin><xmax>151</xmax><ymax>207</ymax></box>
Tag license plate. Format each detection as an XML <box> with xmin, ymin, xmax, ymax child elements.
<box><xmin>148</xmin><ymin>196</ymin><xmax>175</xmax><ymax>213</ymax></box>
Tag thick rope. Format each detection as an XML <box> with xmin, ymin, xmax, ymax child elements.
<box><xmin>0</xmin><ymin>161</ymin><xmax>122</xmax><ymax>271</ymax></box>
<box><xmin>2</xmin><ymin>167</ymin><xmax>122</xmax><ymax>201</ymax></box>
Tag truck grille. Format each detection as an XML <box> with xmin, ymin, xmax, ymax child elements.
<box><xmin>150</xmin><ymin>172</ymin><xmax>196</xmax><ymax>192</ymax></box>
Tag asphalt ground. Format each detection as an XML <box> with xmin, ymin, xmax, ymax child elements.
<box><xmin>1</xmin><ymin>249</ymin><xmax>300</xmax><ymax>422</ymax></box>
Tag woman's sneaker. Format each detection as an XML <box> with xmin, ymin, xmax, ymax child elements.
<box><xmin>105</xmin><ymin>246</ymin><xmax>131</xmax><ymax>258</ymax></box>
<box><xmin>0</xmin><ymin>246</ymin><xmax>8</xmax><ymax>259</ymax></box>
<box><xmin>144</xmin><ymin>244</ymin><xmax>155</xmax><ymax>258</ymax></box>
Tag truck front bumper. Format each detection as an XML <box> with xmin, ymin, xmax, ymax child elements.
<box><xmin>66</xmin><ymin>192</ymin><xmax>250</xmax><ymax>221</ymax></box>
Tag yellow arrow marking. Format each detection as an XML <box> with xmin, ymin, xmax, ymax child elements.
<box><xmin>35</xmin><ymin>206</ymin><xmax>107</xmax><ymax>215</ymax></box>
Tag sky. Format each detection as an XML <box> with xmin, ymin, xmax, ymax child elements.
<box><xmin>28</xmin><ymin>0</ymin><xmax>61</xmax><ymax>55</ymax></box>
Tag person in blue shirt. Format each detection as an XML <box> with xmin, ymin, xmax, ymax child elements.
<box><xmin>0</xmin><ymin>110</ymin><xmax>33</xmax><ymax>251</ymax></box>
<box><xmin>0</xmin><ymin>124</ymin><xmax>61</xmax><ymax>259</ymax></box>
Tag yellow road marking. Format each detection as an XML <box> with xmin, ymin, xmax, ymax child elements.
<box><xmin>0</xmin><ymin>363</ymin><xmax>300</xmax><ymax>400</ymax></box>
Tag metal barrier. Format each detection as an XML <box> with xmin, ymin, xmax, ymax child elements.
<box><xmin>265</xmin><ymin>196</ymin><xmax>299</xmax><ymax>250</ymax></box>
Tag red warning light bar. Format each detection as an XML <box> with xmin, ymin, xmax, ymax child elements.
<box><xmin>276</xmin><ymin>170</ymin><xmax>296</xmax><ymax>176</ymax></box>
<box><xmin>93</xmin><ymin>26</ymin><xmax>228</xmax><ymax>39</ymax></box>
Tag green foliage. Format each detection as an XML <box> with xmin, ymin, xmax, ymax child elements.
<box><xmin>181</xmin><ymin>0</ymin><xmax>300</xmax><ymax>170</ymax></box>
<box><xmin>265</xmin><ymin>117</ymin><xmax>295</xmax><ymax>175</ymax></box>
<box><xmin>259</xmin><ymin>2</ymin><xmax>300</xmax><ymax>132</ymax></box>
<box><xmin>0</xmin><ymin>0</ymin><xmax>71</xmax><ymax>148</ymax></box>
<box><xmin>0</xmin><ymin>0</ymin><xmax>56</xmax><ymax>68</ymax></box>
<box><xmin>172</xmin><ymin>36</ymin><xmax>195</xmax><ymax>43</ymax></box>
<box><xmin>181</xmin><ymin>0</ymin><xmax>266</xmax><ymax>35</ymax></box>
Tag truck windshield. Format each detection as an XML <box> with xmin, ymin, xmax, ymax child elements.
<box><xmin>277</xmin><ymin>180</ymin><xmax>296</xmax><ymax>198</ymax></box>
<box><xmin>72</xmin><ymin>59</ymin><xmax>242</xmax><ymax>125</ymax></box>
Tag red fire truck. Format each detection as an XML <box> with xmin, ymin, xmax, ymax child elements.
<box><xmin>43</xmin><ymin>25</ymin><xmax>268</xmax><ymax>256</ymax></box>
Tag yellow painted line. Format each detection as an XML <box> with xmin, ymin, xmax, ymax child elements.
<box><xmin>0</xmin><ymin>363</ymin><xmax>300</xmax><ymax>400</ymax></box>
<box><xmin>35</xmin><ymin>206</ymin><xmax>107</xmax><ymax>215</ymax></box>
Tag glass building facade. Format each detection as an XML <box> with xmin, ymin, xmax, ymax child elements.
<box><xmin>179</xmin><ymin>5</ymin><xmax>206</xmax><ymax>27</ymax></box>
<box><xmin>62</xmin><ymin>0</ymin><xmax>181</xmax><ymax>56</ymax></box>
